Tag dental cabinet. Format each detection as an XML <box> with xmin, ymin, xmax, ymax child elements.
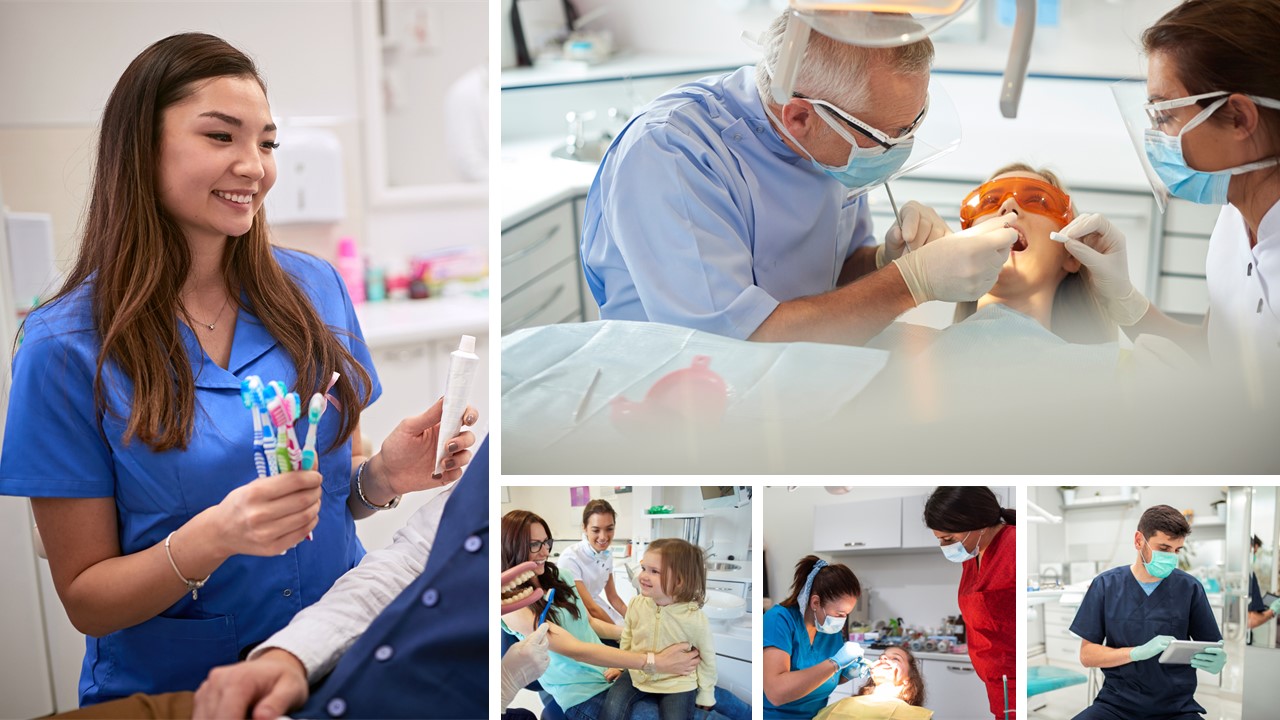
<box><xmin>501</xmin><ymin>197</ymin><xmax>596</xmax><ymax>334</ymax></box>
<box><xmin>815</xmin><ymin>488</ymin><xmax>1012</xmax><ymax>555</ymax></box>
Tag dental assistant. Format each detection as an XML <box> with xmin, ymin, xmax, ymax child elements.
<box><xmin>580</xmin><ymin>11</ymin><xmax>1018</xmax><ymax>345</ymax></box>
<box><xmin>763</xmin><ymin>556</ymin><xmax>867</xmax><ymax>719</ymax></box>
<box><xmin>0</xmin><ymin>34</ymin><xmax>476</xmax><ymax>705</ymax></box>
<box><xmin>923</xmin><ymin>487</ymin><xmax>1015</xmax><ymax>720</ymax></box>
<box><xmin>558</xmin><ymin>499</ymin><xmax>627</xmax><ymax>627</ymax></box>
<box><xmin>1055</xmin><ymin>0</ymin><xmax>1280</xmax><ymax>378</ymax></box>
<box><xmin>1070</xmin><ymin>505</ymin><xmax>1224</xmax><ymax>720</ymax></box>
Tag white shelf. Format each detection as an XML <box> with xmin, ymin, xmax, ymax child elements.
<box><xmin>1191</xmin><ymin>519</ymin><xmax>1226</xmax><ymax>529</ymax></box>
<box><xmin>1061</xmin><ymin>495</ymin><xmax>1140</xmax><ymax>510</ymax></box>
<box><xmin>647</xmin><ymin>512</ymin><xmax>704</xmax><ymax>519</ymax></box>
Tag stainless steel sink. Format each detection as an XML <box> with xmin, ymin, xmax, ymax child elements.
<box><xmin>706</xmin><ymin>562</ymin><xmax>741</xmax><ymax>572</ymax></box>
<box><xmin>550</xmin><ymin>139</ymin><xmax>610</xmax><ymax>164</ymax></box>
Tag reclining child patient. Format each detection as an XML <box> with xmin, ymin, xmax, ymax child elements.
<box><xmin>814</xmin><ymin>646</ymin><xmax>932</xmax><ymax>720</ymax></box>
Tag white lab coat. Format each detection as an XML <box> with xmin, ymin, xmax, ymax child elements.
<box><xmin>1205</xmin><ymin>198</ymin><xmax>1280</xmax><ymax>389</ymax></box>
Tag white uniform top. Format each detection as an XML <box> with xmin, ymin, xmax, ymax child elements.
<box><xmin>1205</xmin><ymin>199</ymin><xmax>1280</xmax><ymax>386</ymax></box>
<box><xmin>558</xmin><ymin>538</ymin><xmax>623</xmax><ymax>624</ymax></box>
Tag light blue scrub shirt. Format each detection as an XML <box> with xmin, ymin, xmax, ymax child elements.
<box><xmin>581</xmin><ymin>65</ymin><xmax>877</xmax><ymax>340</ymax></box>
<box><xmin>0</xmin><ymin>248</ymin><xmax>381</xmax><ymax>705</ymax></box>
<box><xmin>762</xmin><ymin>602</ymin><xmax>849</xmax><ymax>719</ymax></box>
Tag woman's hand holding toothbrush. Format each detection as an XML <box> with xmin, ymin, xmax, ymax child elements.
<box><xmin>203</xmin><ymin>471</ymin><xmax>322</xmax><ymax>557</ymax></box>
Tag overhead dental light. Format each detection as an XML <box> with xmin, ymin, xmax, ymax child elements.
<box><xmin>770</xmin><ymin>0</ymin><xmax>1037</xmax><ymax>118</ymax></box>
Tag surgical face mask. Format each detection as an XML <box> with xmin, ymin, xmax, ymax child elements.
<box><xmin>761</xmin><ymin>95</ymin><xmax>918</xmax><ymax>192</ymax></box>
<box><xmin>813</xmin><ymin>602</ymin><xmax>846</xmax><ymax>634</ymax></box>
<box><xmin>1142</xmin><ymin>538</ymin><xmax>1179</xmax><ymax>579</ymax></box>
<box><xmin>1143</xmin><ymin>93</ymin><xmax>1280</xmax><ymax>205</ymax></box>
<box><xmin>941</xmin><ymin>528</ymin><xmax>985</xmax><ymax>563</ymax></box>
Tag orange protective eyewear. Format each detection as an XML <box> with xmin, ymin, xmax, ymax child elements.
<box><xmin>959</xmin><ymin>177</ymin><xmax>1072</xmax><ymax>230</ymax></box>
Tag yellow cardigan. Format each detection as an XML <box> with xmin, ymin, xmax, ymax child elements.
<box><xmin>621</xmin><ymin>595</ymin><xmax>718</xmax><ymax>706</ymax></box>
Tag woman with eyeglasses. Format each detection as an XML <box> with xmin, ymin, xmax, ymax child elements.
<box><xmin>500</xmin><ymin>510</ymin><xmax>750</xmax><ymax>720</ymax></box>
<box><xmin>1051</xmin><ymin>0</ymin><xmax>1280</xmax><ymax>377</ymax></box>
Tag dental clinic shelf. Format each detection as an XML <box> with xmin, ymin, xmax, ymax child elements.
<box><xmin>1060</xmin><ymin>495</ymin><xmax>1140</xmax><ymax>511</ymax></box>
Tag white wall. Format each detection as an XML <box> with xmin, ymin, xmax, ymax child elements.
<box><xmin>501</xmin><ymin>485</ymin><xmax>640</xmax><ymax>542</ymax></box>
<box><xmin>762</xmin><ymin>486</ymin><xmax>965</xmax><ymax>632</ymax></box>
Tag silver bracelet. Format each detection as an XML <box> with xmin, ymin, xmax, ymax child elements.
<box><xmin>355</xmin><ymin>459</ymin><xmax>400</xmax><ymax>511</ymax></box>
<box><xmin>164</xmin><ymin>531</ymin><xmax>210</xmax><ymax>600</ymax></box>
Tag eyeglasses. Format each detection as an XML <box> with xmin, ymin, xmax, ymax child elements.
<box><xmin>959</xmin><ymin>176</ymin><xmax>1072</xmax><ymax>230</ymax></box>
<box><xmin>528</xmin><ymin>539</ymin><xmax>554</xmax><ymax>553</ymax></box>
<box><xmin>1143</xmin><ymin>91</ymin><xmax>1280</xmax><ymax>131</ymax></box>
<box><xmin>793</xmin><ymin>93</ymin><xmax>928</xmax><ymax>150</ymax></box>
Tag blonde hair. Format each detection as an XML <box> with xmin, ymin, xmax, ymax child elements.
<box><xmin>646</xmin><ymin>538</ymin><xmax>707</xmax><ymax>606</ymax></box>
<box><xmin>954</xmin><ymin>163</ymin><xmax>1117</xmax><ymax>345</ymax></box>
<box><xmin>755</xmin><ymin>11</ymin><xmax>934</xmax><ymax>111</ymax></box>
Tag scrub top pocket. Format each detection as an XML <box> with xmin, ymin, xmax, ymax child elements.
<box><xmin>97</xmin><ymin>613</ymin><xmax>239</xmax><ymax>703</ymax></box>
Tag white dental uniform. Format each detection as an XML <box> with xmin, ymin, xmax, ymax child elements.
<box><xmin>1205</xmin><ymin>199</ymin><xmax>1280</xmax><ymax>387</ymax></box>
<box><xmin>558</xmin><ymin>538</ymin><xmax>623</xmax><ymax>624</ymax></box>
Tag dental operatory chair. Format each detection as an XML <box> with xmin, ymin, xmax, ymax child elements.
<box><xmin>501</xmin><ymin>630</ymin><xmax>567</xmax><ymax>720</ymax></box>
<box><xmin>1027</xmin><ymin>665</ymin><xmax>1087</xmax><ymax>718</ymax></box>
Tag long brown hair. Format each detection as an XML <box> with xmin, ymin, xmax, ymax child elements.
<box><xmin>858</xmin><ymin>646</ymin><xmax>926</xmax><ymax>707</ymax></box>
<box><xmin>646</xmin><ymin>538</ymin><xmax>707</xmax><ymax>606</ymax></box>
<box><xmin>501</xmin><ymin>510</ymin><xmax>581</xmax><ymax>622</ymax></box>
<box><xmin>1142</xmin><ymin>0</ymin><xmax>1280</xmax><ymax>180</ymax></box>
<box><xmin>953</xmin><ymin>163</ymin><xmax>1116</xmax><ymax>345</ymax></box>
<box><xmin>34</xmin><ymin>33</ymin><xmax>371</xmax><ymax>451</ymax></box>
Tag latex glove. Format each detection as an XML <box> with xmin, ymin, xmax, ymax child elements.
<box><xmin>830</xmin><ymin>641</ymin><xmax>865</xmax><ymax>669</ymax></box>
<box><xmin>1130</xmin><ymin>634</ymin><xmax>1174</xmax><ymax>662</ymax></box>
<box><xmin>876</xmin><ymin>201</ymin><xmax>952</xmax><ymax>268</ymax></box>
<box><xmin>1190</xmin><ymin>646</ymin><xmax>1227</xmax><ymax>674</ymax></box>
<box><xmin>1270</xmin><ymin>598</ymin><xmax>1280</xmax><ymax>615</ymax></box>
<box><xmin>501</xmin><ymin>623</ymin><xmax>550</xmax><ymax>711</ymax></box>
<box><xmin>1052</xmin><ymin>213</ymin><xmax>1151</xmax><ymax>326</ymax></box>
<box><xmin>892</xmin><ymin>213</ymin><xmax>1019</xmax><ymax>304</ymax></box>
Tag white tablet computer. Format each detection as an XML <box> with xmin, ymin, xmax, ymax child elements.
<box><xmin>1158</xmin><ymin>639</ymin><xmax>1224</xmax><ymax>664</ymax></box>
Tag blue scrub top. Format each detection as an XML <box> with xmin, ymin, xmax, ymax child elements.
<box><xmin>0</xmin><ymin>248</ymin><xmax>381</xmax><ymax>705</ymax></box>
<box><xmin>1250</xmin><ymin>572</ymin><xmax>1266</xmax><ymax>613</ymax></box>
<box><xmin>1070</xmin><ymin>566</ymin><xmax>1221</xmax><ymax>717</ymax></box>
<box><xmin>581</xmin><ymin>65</ymin><xmax>877</xmax><ymax>340</ymax></box>
<box><xmin>762</xmin><ymin>603</ymin><xmax>847</xmax><ymax>719</ymax></box>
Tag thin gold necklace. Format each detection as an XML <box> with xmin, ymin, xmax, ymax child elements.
<box><xmin>185</xmin><ymin>296</ymin><xmax>231</xmax><ymax>331</ymax></box>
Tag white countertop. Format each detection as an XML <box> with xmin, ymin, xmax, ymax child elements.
<box><xmin>354</xmin><ymin>295</ymin><xmax>489</xmax><ymax>348</ymax></box>
<box><xmin>501</xmin><ymin>138</ymin><xmax>600</xmax><ymax>229</ymax></box>
<box><xmin>502</xmin><ymin>51</ymin><xmax>751</xmax><ymax>90</ymax></box>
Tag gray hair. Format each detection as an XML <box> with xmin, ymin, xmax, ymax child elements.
<box><xmin>754</xmin><ymin>11</ymin><xmax>935</xmax><ymax>111</ymax></box>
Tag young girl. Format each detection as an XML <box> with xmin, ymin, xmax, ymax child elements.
<box><xmin>601</xmin><ymin>538</ymin><xmax>718</xmax><ymax>720</ymax></box>
<box><xmin>0</xmin><ymin>32</ymin><xmax>477</xmax><ymax>705</ymax></box>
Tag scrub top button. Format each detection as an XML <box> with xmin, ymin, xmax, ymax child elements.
<box><xmin>465</xmin><ymin>535</ymin><xmax>483</xmax><ymax>553</ymax></box>
<box><xmin>326</xmin><ymin>698</ymin><xmax>347</xmax><ymax>717</ymax></box>
<box><xmin>422</xmin><ymin>588</ymin><xmax>439</xmax><ymax>607</ymax></box>
<box><xmin>282</xmin><ymin>588</ymin><xmax>292</xmax><ymax>597</ymax></box>
<box><xmin>733</xmin><ymin>133</ymin><xmax>743</xmax><ymax>142</ymax></box>
<box><xmin>374</xmin><ymin>644</ymin><xmax>394</xmax><ymax>662</ymax></box>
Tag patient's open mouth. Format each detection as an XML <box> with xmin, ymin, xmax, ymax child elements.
<box><xmin>1011</xmin><ymin>227</ymin><xmax>1028</xmax><ymax>253</ymax></box>
<box><xmin>502</xmin><ymin>561</ymin><xmax>544</xmax><ymax>614</ymax></box>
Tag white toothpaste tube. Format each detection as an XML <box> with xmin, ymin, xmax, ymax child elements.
<box><xmin>435</xmin><ymin>335</ymin><xmax>479</xmax><ymax>475</ymax></box>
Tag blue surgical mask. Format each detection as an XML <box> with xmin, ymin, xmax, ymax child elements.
<box><xmin>941</xmin><ymin>528</ymin><xmax>985</xmax><ymax>564</ymax></box>
<box><xmin>814</xmin><ymin>604</ymin><xmax>846</xmax><ymax>634</ymax></box>
<box><xmin>762</xmin><ymin>98</ymin><xmax>914</xmax><ymax>192</ymax></box>
<box><xmin>1143</xmin><ymin>96</ymin><xmax>1280</xmax><ymax>205</ymax></box>
<box><xmin>1143</xmin><ymin>538</ymin><xmax>1179</xmax><ymax>579</ymax></box>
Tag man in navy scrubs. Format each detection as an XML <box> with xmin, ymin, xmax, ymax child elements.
<box><xmin>1070</xmin><ymin>504</ymin><xmax>1225</xmax><ymax>720</ymax></box>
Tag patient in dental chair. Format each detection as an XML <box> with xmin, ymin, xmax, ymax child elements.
<box><xmin>814</xmin><ymin>646</ymin><xmax>932</xmax><ymax>720</ymax></box>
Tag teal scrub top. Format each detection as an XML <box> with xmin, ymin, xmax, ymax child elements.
<box><xmin>0</xmin><ymin>248</ymin><xmax>380</xmax><ymax>705</ymax></box>
<box><xmin>501</xmin><ymin>566</ymin><xmax>610</xmax><ymax>711</ymax></box>
<box><xmin>763</xmin><ymin>602</ymin><xmax>846</xmax><ymax>719</ymax></box>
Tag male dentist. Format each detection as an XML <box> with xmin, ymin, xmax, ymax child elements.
<box><xmin>581</xmin><ymin>11</ymin><xmax>1018</xmax><ymax>345</ymax></box>
<box><xmin>1070</xmin><ymin>505</ymin><xmax>1225</xmax><ymax>720</ymax></box>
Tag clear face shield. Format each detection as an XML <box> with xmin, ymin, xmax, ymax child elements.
<box><xmin>1112</xmin><ymin>79</ymin><xmax>1180</xmax><ymax>213</ymax></box>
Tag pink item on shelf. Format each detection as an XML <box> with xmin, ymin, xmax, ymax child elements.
<box><xmin>336</xmin><ymin>236</ymin><xmax>365</xmax><ymax>303</ymax></box>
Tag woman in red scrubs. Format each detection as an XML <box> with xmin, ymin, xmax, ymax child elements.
<box><xmin>924</xmin><ymin>487</ymin><xmax>1016</xmax><ymax>719</ymax></box>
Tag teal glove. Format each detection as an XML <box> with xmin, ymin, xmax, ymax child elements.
<box><xmin>830</xmin><ymin>641</ymin><xmax>864</xmax><ymax>670</ymax></box>
<box><xmin>1269</xmin><ymin>598</ymin><xmax>1280</xmax><ymax>614</ymax></box>
<box><xmin>1130</xmin><ymin>635</ymin><xmax>1174</xmax><ymax>662</ymax></box>
<box><xmin>1190</xmin><ymin>646</ymin><xmax>1227</xmax><ymax>674</ymax></box>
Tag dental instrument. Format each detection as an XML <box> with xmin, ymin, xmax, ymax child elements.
<box><xmin>537</xmin><ymin>588</ymin><xmax>556</xmax><ymax>628</ymax></box>
<box><xmin>884</xmin><ymin>182</ymin><xmax>904</xmax><ymax>238</ymax></box>
<box><xmin>435</xmin><ymin>335</ymin><xmax>480</xmax><ymax>475</ymax></box>
<box><xmin>1049</xmin><ymin>231</ymin><xmax>1071</xmax><ymax>244</ymax></box>
<box><xmin>573</xmin><ymin>368</ymin><xmax>602</xmax><ymax>423</ymax></box>
<box><xmin>301</xmin><ymin>393</ymin><xmax>325</xmax><ymax>471</ymax></box>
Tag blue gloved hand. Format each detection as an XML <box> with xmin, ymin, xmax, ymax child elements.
<box><xmin>1130</xmin><ymin>635</ymin><xmax>1174</xmax><ymax>662</ymax></box>
<box><xmin>830</xmin><ymin>641</ymin><xmax>864</xmax><ymax>669</ymax></box>
<box><xmin>1269</xmin><ymin>598</ymin><xmax>1280</xmax><ymax>615</ymax></box>
<box><xmin>1190</xmin><ymin>646</ymin><xmax>1227</xmax><ymax>674</ymax></box>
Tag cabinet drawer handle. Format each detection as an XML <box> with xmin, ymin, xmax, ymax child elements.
<box><xmin>503</xmin><ymin>284</ymin><xmax>567</xmax><ymax>333</ymax></box>
<box><xmin>503</xmin><ymin>223</ymin><xmax>563</xmax><ymax>265</ymax></box>
<box><xmin>945</xmin><ymin>665</ymin><xmax>974</xmax><ymax>673</ymax></box>
<box><xmin>844</xmin><ymin>541</ymin><xmax>866</xmax><ymax>547</ymax></box>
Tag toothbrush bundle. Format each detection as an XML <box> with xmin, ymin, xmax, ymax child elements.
<box><xmin>241</xmin><ymin>376</ymin><xmax>331</xmax><ymax>542</ymax></box>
